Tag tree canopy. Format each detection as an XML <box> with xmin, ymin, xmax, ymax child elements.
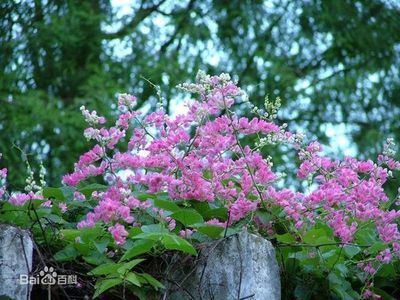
<box><xmin>1</xmin><ymin>0</ymin><xmax>399</xmax><ymax>188</ymax></box>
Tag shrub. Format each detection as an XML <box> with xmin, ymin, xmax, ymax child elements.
<box><xmin>1</xmin><ymin>71</ymin><xmax>399</xmax><ymax>299</ymax></box>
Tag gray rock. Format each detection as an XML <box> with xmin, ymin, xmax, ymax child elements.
<box><xmin>167</xmin><ymin>230</ymin><xmax>281</xmax><ymax>300</ymax></box>
<box><xmin>0</xmin><ymin>224</ymin><xmax>33</xmax><ymax>300</ymax></box>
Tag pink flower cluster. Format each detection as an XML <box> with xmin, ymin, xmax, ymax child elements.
<box><xmin>59</xmin><ymin>72</ymin><xmax>400</xmax><ymax>263</ymax></box>
<box><xmin>9</xmin><ymin>191</ymin><xmax>43</xmax><ymax>206</ymax></box>
<box><xmin>294</xmin><ymin>140</ymin><xmax>400</xmax><ymax>267</ymax></box>
<box><xmin>108</xmin><ymin>223</ymin><xmax>128</xmax><ymax>245</ymax></box>
<box><xmin>3</xmin><ymin>72</ymin><xmax>400</xmax><ymax>288</ymax></box>
<box><xmin>62</xmin><ymin>72</ymin><xmax>288</xmax><ymax>243</ymax></box>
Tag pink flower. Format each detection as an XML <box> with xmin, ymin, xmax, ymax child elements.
<box><xmin>9</xmin><ymin>193</ymin><xmax>31</xmax><ymax>206</ymax></box>
<box><xmin>74</xmin><ymin>191</ymin><xmax>86</xmax><ymax>201</ymax></box>
<box><xmin>108</xmin><ymin>224</ymin><xmax>128</xmax><ymax>245</ymax></box>
<box><xmin>376</xmin><ymin>249</ymin><xmax>392</xmax><ymax>264</ymax></box>
<box><xmin>179</xmin><ymin>229</ymin><xmax>193</xmax><ymax>238</ymax></box>
<box><xmin>363</xmin><ymin>263</ymin><xmax>376</xmax><ymax>275</ymax></box>
<box><xmin>363</xmin><ymin>289</ymin><xmax>381</xmax><ymax>299</ymax></box>
<box><xmin>166</xmin><ymin>217</ymin><xmax>176</xmax><ymax>231</ymax></box>
<box><xmin>41</xmin><ymin>200</ymin><xmax>52</xmax><ymax>208</ymax></box>
<box><xmin>59</xmin><ymin>202</ymin><xmax>67</xmax><ymax>213</ymax></box>
<box><xmin>205</xmin><ymin>218</ymin><xmax>227</xmax><ymax>228</ymax></box>
<box><xmin>229</xmin><ymin>195</ymin><xmax>258</xmax><ymax>223</ymax></box>
<box><xmin>0</xmin><ymin>168</ymin><xmax>7</xmax><ymax>178</ymax></box>
<box><xmin>357</xmin><ymin>160</ymin><xmax>374</xmax><ymax>173</ymax></box>
<box><xmin>9</xmin><ymin>191</ymin><xmax>42</xmax><ymax>206</ymax></box>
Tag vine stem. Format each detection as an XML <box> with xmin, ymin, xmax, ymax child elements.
<box><xmin>277</xmin><ymin>241</ymin><xmax>371</xmax><ymax>248</ymax></box>
<box><xmin>221</xmin><ymin>95</ymin><xmax>266</xmax><ymax>209</ymax></box>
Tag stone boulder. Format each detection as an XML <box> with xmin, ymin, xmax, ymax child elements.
<box><xmin>166</xmin><ymin>230</ymin><xmax>281</xmax><ymax>300</ymax></box>
<box><xmin>0</xmin><ymin>224</ymin><xmax>33</xmax><ymax>300</ymax></box>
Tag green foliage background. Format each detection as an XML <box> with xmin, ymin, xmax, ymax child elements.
<box><xmin>1</xmin><ymin>0</ymin><xmax>399</xmax><ymax>188</ymax></box>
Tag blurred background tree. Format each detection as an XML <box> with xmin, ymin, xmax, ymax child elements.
<box><xmin>1</xmin><ymin>0</ymin><xmax>399</xmax><ymax>189</ymax></box>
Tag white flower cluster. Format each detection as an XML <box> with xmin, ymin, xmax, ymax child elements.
<box><xmin>264</xmin><ymin>96</ymin><xmax>281</xmax><ymax>119</ymax></box>
<box><xmin>250</xmin><ymin>95</ymin><xmax>282</xmax><ymax>120</ymax></box>
<box><xmin>256</xmin><ymin>134</ymin><xmax>281</xmax><ymax>147</ymax></box>
<box><xmin>177</xmin><ymin>70</ymin><xmax>247</xmax><ymax>100</ymax></box>
<box><xmin>80</xmin><ymin>106</ymin><xmax>106</xmax><ymax>125</ymax></box>
<box><xmin>118</xmin><ymin>93</ymin><xmax>137</xmax><ymax>111</ymax></box>
<box><xmin>383</xmin><ymin>137</ymin><xmax>396</xmax><ymax>157</ymax></box>
<box><xmin>24</xmin><ymin>162</ymin><xmax>45</xmax><ymax>193</ymax></box>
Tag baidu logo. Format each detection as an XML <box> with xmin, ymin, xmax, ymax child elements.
<box><xmin>19</xmin><ymin>266</ymin><xmax>77</xmax><ymax>285</ymax></box>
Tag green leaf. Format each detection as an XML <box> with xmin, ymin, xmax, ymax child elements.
<box><xmin>128</xmin><ymin>227</ymin><xmax>142</xmax><ymax>237</ymax></box>
<box><xmin>141</xmin><ymin>224</ymin><xmax>167</xmax><ymax>233</ymax></box>
<box><xmin>25</xmin><ymin>199</ymin><xmax>47</xmax><ymax>209</ymax></box>
<box><xmin>368</xmin><ymin>242</ymin><xmax>387</xmax><ymax>254</ymax></box>
<box><xmin>89</xmin><ymin>263</ymin><xmax>121</xmax><ymax>276</ymax></box>
<box><xmin>189</xmin><ymin>201</ymin><xmax>210</xmax><ymax>215</ymax></box>
<box><xmin>35</xmin><ymin>208</ymin><xmax>51</xmax><ymax>219</ymax></box>
<box><xmin>133</xmin><ymin>232</ymin><xmax>165</xmax><ymax>241</ymax></box>
<box><xmin>162</xmin><ymin>234</ymin><xmax>197</xmax><ymax>255</ymax></box>
<box><xmin>321</xmin><ymin>249</ymin><xmax>337</xmax><ymax>260</ymax></box>
<box><xmin>83</xmin><ymin>251</ymin><xmax>112</xmax><ymax>266</ymax></box>
<box><xmin>139</xmin><ymin>273</ymin><xmax>165</xmax><ymax>290</ymax></box>
<box><xmin>54</xmin><ymin>246</ymin><xmax>78</xmax><ymax>262</ymax></box>
<box><xmin>343</xmin><ymin>245</ymin><xmax>361</xmax><ymax>258</ymax></box>
<box><xmin>328</xmin><ymin>271</ymin><xmax>341</xmax><ymax>285</ymax></box>
<box><xmin>315</xmin><ymin>235</ymin><xmax>334</xmax><ymax>245</ymax></box>
<box><xmin>289</xmin><ymin>250</ymin><xmax>320</xmax><ymax>269</ymax></box>
<box><xmin>376</xmin><ymin>264</ymin><xmax>396</xmax><ymax>277</ymax></box>
<box><xmin>303</xmin><ymin>229</ymin><xmax>326</xmax><ymax>244</ymax></box>
<box><xmin>43</xmin><ymin>187</ymin><xmax>65</xmax><ymax>200</ymax></box>
<box><xmin>331</xmin><ymin>285</ymin><xmax>357</xmax><ymax>300</ymax></box>
<box><xmin>152</xmin><ymin>198</ymin><xmax>180</xmax><ymax>212</ymax></box>
<box><xmin>81</xmin><ymin>226</ymin><xmax>104</xmax><ymax>241</ymax></box>
<box><xmin>135</xmin><ymin>192</ymin><xmax>169</xmax><ymax>201</ymax></box>
<box><xmin>223</xmin><ymin>227</ymin><xmax>241</xmax><ymax>237</ymax></box>
<box><xmin>93</xmin><ymin>278</ymin><xmax>123</xmax><ymax>298</ymax></box>
<box><xmin>355</xmin><ymin>226</ymin><xmax>376</xmax><ymax>246</ymax></box>
<box><xmin>192</xmin><ymin>223</ymin><xmax>224</xmax><ymax>238</ymax></box>
<box><xmin>46</xmin><ymin>213</ymin><xmax>67</xmax><ymax>224</ymax></box>
<box><xmin>328</xmin><ymin>273</ymin><xmax>358</xmax><ymax>300</ymax></box>
<box><xmin>130</xmin><ymin>287</ymin><xmax>147</xmax><ymax>300</ymax></box>
<box><xmin>371</xmin><ymin>287</ymin><xmax>396</xmax><ymax>300</ymax></box>
<box><xmin>126</xmin><ymin>272</ymin><xmax>141</xmax><ymax>287</ymax></box>
<box><xmin>79</xmin><ymin>183</ymin><xmax>108</xmax><ymax>198</ymax></box>
<box><xmin>117</xmin><ymin>259</ymin><xmax>145</xmax><ymax>275</ymax></box>
<box><xmin>294</xmin><ymin>284</ymin><xmax>310</xmax><ymax>300</ymax></box>
<box><xmin>120</xmin><ymin>239</ymin><xmax>156</xmax><ymax>261</ymax></box>
<box><xmin>61</xmin><ymin>186</ymin><xmax>75</xmax><ymax>200</ymax></box>
<box><xmin>334</xmin><ymin>263</ymin><xmax>348</xmax><ymax>277</ymax></box>
<box><xmin>73</xmin><ymin>242</ymin><xmax>91</xmax><ymax>256</ymax></box>
<box><xmin>170</xmin><ymin>209</ymin><xmax>203</xmax><ymax>226</ymax></box>
<box><xmin>61</xmin><ymin>229</ymin><xmax>81</xmax><ymax>240</ymax></box>
<box><xmin>203</xmin><ymin>208</ymin><xmax>228</xmax><ymax>221</ymax></box>
<box><xmin>255</xmin><ymin>210</ymin><xmax>273</xmax><ymax>223</ymax></box>
<box><xmin>93</xmin><ymin>239</ymin><xmax>109</xmax><ymax>254</ymax></box>
<box><xmin>276</xmin><ymin>233</ymin><xmax>296</xmax><ymax>244</ymax></box>
<box><xmin>62</xmin><ymin>226</ymin><xmax>104</xmax><ymax>243</ymax></box>
<box><xmin>314</xmin><ymin>221</ymin><xmax>334</xmax><ymax>236</ymax></box>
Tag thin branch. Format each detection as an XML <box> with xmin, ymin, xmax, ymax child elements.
<box><xmin>103</xmin><ymin>0</ymin><xmax>167</xmax><ymax>40</ymax></box>
<box><xmin>291</xmin><ymin>47</ymin><xmax>337</xmax><ymax>77</ymax></box>
<box><xmin>299</xmin><ymin>63</ymin><xmax>364</xmax><ymax>92</ymax></box>
<box><xmin>277</xmin><ymin>241</ymin><xmax>370</xmax><ymax>248</ymax></box>
<box><xmin>238</xmin><ymin>2</ymin><xmax>290</xmax><ymax>85</ymax></box>
<box><xmin>158</xmin><ymin>0</ymin><xmax>196</xmax><ymax>56</ymax></box>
